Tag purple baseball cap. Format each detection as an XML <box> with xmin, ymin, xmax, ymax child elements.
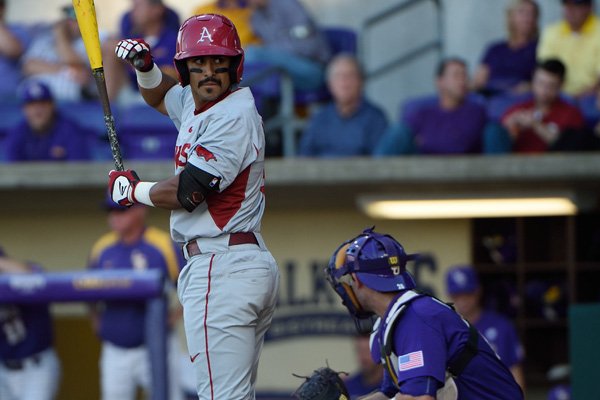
<box><xmin>19</xmin><ymin>80</ymin><xmax>53</xmax><ymax>104</ymax></box>
<box><xmin>446</xmin><ymin>265</ymin><xmax>480</xmax><ymax>295</ymax></box>
<box><xmin>547</xmin><ymin>384</ymin><xmax>571</xmax><ymax>400</ymax></box>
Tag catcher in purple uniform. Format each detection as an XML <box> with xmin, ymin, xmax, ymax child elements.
<box><xmin>324</xmin><ymin>228</ymin><xmax>523</xmax><ymax>400</ymax></box>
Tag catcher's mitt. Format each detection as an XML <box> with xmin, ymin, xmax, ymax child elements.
<box><xmin>292</xmin><ymin>367</ymin><xmax>349</xmax><ymax>400</ymax></box>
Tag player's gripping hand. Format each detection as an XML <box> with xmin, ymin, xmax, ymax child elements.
<box><xmin>108</xmin><ymin>169</ymin><xmax>140</xmax><ymax>207</ymax></box>
<box><xmin>115</xmin><ymin>38</ymin><xmax>154</xmax><ymax>72</ymax></box>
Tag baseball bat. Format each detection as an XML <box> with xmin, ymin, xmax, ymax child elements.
<box><xmin>72</xmin><ymin>0</ymin><xmax>124</xmax><ymax>171</ymax></box>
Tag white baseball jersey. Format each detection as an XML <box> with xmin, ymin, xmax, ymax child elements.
<box><xmin>165</xmin><ymin>86</ymin><xmax>266</xmax><ymax>244</ymax></box>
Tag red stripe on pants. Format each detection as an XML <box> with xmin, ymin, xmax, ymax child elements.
<box><xmin>203</xmin><ymin>254</ymin><xmax>215</xmax><ymax>399</ymax></box>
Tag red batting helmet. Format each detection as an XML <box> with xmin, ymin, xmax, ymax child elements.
<box><xmin>174</xmin><ymin>14</ymin><xmax>245</xmax><ymax>86</ymax></box>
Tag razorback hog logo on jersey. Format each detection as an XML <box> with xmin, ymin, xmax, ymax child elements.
<box><xmin>195</xmin><ymin>145</ymin><xmax>217</xmax><ymax>162</ymax></box>
<box><xmin>197</xmin><ymin>27</ymin><xmax>213</xmax><ymax>43</ymax></box>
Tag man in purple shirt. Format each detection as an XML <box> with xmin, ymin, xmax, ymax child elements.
<box><xmin>446</xmin><ymin>265</ymin><xmax>526</xmax><ymax>391</ymax></box>
<box><xmin>326</xmin><ymin>228</ymin><xmax>523</xmax><ymax>399</ymax></box>
<box><xmin>374</xmin><ymin>58</ymin><xmax>488</xmax><ymax>156</ymax></box>
<box><xmin>4</xmin><ymin>80</ymin><xmax>90</xmax><ymax>162</ymax></box>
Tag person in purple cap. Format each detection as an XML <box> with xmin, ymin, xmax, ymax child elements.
<box><xmin>326</xmin><ymin>228</ymin><xmax>523</xmax><ymax>399</ymax></box>
<box><xmin>0</xmin><ymin>247</ymin><xmax>61</xmax><ymax>400</ymax></box>
<box><xmin>4</xmin><ymin>80</ymin><xmax>90</xmax><ymax>162</ymax></box>
<box><xmin>87</xmin><ymin>199</ymin><xmax>185</xmax><ymax>400</ymax></box>
<box><xmin>445</xmin><ymin>265</ymin><xmax>525</xmax><ymax>391</ymax></box>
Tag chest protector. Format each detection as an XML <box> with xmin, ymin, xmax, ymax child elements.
<box><xmin>372</xmin><ymin>290</ymin><xmax>480</xmax><ymax>388</ymax></box>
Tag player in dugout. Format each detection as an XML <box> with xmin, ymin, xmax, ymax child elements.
<box><xmin>326</xmin><ymin>228</ymin><xmax>523</xmax><ymax>399</ymax></box>
<box><xmin>110</xmin><ymin>13</ymin><xmax>280</xmax><ymax>400</ymax></box>
<box><xmin>0</xmin><ymin>247</ymin><xmax>61</xmax><ymax>400</ymax></box>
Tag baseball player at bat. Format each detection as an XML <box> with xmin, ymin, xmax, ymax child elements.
<box><xmin>325</xmin><ymin>228</ymin><xmax>523</xmax><ymax>400</ymax></box>
<box><xmin>110</xmin><ymin>14</ymin><xmax>280</xmax><ymax>400</ymax></box>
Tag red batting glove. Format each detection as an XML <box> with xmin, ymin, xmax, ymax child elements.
<box><xmin>115</xmin><ymin>38</ymin><xmax>154</xmax><ymax>72</ymax></box>
<box><xmin>108</xmin><ymin>169</ymin><xmax>140</xmax><ymax>207</ymax></box>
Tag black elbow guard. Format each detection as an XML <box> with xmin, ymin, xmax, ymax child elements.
<box><xmin>177</xmin><ymin>164</ymin><xmax>221</xmax><ymax>212</ymax></box>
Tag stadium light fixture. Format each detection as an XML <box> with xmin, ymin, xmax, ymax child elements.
<box><xmin>358</xmin><ymin>195</ymin><xmax>578</xmax><ymax>219</ymax></box>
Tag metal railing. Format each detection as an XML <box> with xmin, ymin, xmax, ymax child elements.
<box><xmin>361</xmin><ymin>0</ymin><xmax>444</xmax><ymax>80</ymax></box>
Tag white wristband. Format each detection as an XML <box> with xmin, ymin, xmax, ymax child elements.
<box><xmin>133</xmin><ymin>182</ymin><xmax>157</xmax><ymax>207</ymax></box>
<box><xmin>136</xmin><ymin>64</ymin><xmax>162</xmax><ymax>89</ymax></box>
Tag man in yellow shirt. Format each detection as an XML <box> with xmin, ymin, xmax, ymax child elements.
<box><xmin>538</xmin><ymin>0</ymin><xmax>600</xmax><ymax>97</ymax></box>
<box><xmin>193</xmin><ymin>0</ymin><xmax>260</xmax><ymax>46</ymax></box>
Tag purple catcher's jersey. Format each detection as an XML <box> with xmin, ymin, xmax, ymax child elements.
<box><xmin>475</xmin><ymin>310</ymin><xmax>524</xmax><ymax>369</ymax></box>
<box><xmin>371</xmin><ymin>292</ymin><xmax>523</xmax><ymax>399</ymax></box>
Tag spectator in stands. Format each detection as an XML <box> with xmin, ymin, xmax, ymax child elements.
<box><xmin>21</xmin><ymin>5</ymin><xmax>121</xmax><ymax>102</ymax></box>
<box><xmin>4</xmin><ymin>80</ymin><xmax>90</xmax><ymax>162</ymax></box>
<box><xmin>374</xmin><ymin>58</ymin><xmax>487</xmax><ymax>155</ymax></box>
<box><xmin>117</xmin><ymin>0</ymin><xmax>179</xmax><ymax>94</ymax></box>
<box><xmin>537</xmin><ymin>0</ymin><xmax>600</xmax><ymax>98</ymax></box>
<box><xmin>245</xmin><ymin>0</ymin><xmax>331</xmax><ymax>91</ymax></box>
<box><xmin>446</xmin><ymin>265</ymin><xmax>526</xmax><ymax>391</ymax></box>
<box><xmin>471</xmin><ymin>0</ymin><xmax>539</xmax><ymax>98</ymax></box>
<box><xmin>487</xmin><ymin>59</ymin><xmax>587</xmax><ymax>153</ymax></box>
<box><xmin>193</xmin><ymin>0</ymin><xmax>260</xmax><ymax>47</ymax></box>
<box><xmin>298</xmin><ymin>54</ymin><xmax>387</xmax><ymax>157</ymax></box>
<box><xmin>0</xmin><ymin>0</ymin><xmax>32</xmax><ymax>100</ymax></box>
<box><xmin>88</xmin><ymin>199</ymin><xmax>185</xmax><ymax>400</ymax></box>
<box><xmin>343</xmin><ymin>334</ymin><xmax>384</xmax><ymax>399</ymax></box>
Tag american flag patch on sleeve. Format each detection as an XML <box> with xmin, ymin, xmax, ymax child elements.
<box><xmin>398</xmin><ymin>350</ymin><xmax>424</xmax><ymax>371</ymax></box>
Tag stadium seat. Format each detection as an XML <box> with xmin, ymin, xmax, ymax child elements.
<box><xmin>117</xmin><ymin>104</ymin><xmax>177</xmax><ymax>160</ymax></box>
<box><xmin>0</xmin><ymin>102</ymin><xmax>23</xmax><ymax>161</ymax></box>
<box><xmin>485</xmin><ymin>93</ymin><xmax>532</xmax><ymax>123</ymax></box>
<box><xmin>577</xmin><ymin>93</ymin><xmax>599</xmax><ymax>128</ymax></box>
<box><xmin>58</xmin><ymin>101</ymin><xmax>114</xmax><ymax>161</ymax></box>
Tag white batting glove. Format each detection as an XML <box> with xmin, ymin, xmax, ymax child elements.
<box><xmin>115</xmin><ymin>38</ymin><xmax>154</xmax><ymax>72</ymax></box>
<box><xmin>108</xmin><ymin>169</ymin><xmax>140</xmax><ymax>207</ymax></box>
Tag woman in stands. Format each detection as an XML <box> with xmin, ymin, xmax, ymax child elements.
<box><xmin>471</xmin><ymin>0</ymin><xmax>539</xmax><ymax>98</ymax></box>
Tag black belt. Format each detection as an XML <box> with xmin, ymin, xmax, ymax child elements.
<box><xmin>185</xmin><ymin>232</ymin><xmax>258</xmax><ymax>258</ymax></box>
<box><xmin>2</xmin><ymin>354</ymin><xmax>42</xmax><ymax>371</ymax></box>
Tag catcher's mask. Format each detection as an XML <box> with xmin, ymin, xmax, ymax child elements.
<box><xmin>326</xmin><ymin>227</ymin><xmax>418</xmax><ymax>327</ymax></box>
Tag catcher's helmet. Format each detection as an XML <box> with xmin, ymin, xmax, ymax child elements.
<box><xmin>326</xmin><ymin>227</ymin><xmax>417</xmax><ymax>319</ymax></box>
<box><xmin>174</xmin><ymin>14</ymin><xmax>244</xmax><ymax>86</ymax></box>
